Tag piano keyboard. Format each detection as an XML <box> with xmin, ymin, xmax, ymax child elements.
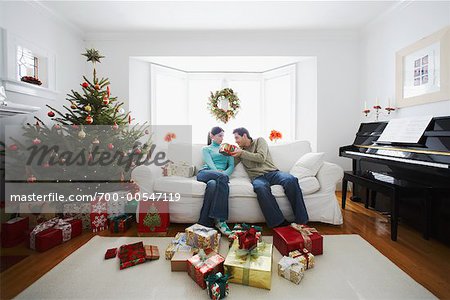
<box><xmin>344</xmin><ymin>151</ymin><xmax>449</xmax><ymax>169</ymax></box>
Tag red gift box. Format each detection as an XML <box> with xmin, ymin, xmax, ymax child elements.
<box><xmin>118</xmin><ymin>241</ymin><xmax>146</xmax><ymax>270</ymax></box>
<box><xmin>1</xmin><ymin>217</ymin><xmax>29</xmax><ymax>248</ymax></box>
<box><xmin>137</xmin><ymin>201</ymin><xmax>170</xmax><ymax>234</ymax></box>
<box><xmin>273</xmin><ymin>224</ymin><xmax>323</xmax><ymax>256</ymax></box>
<box><xmin>105</xmin><ymin>248</ymin><xmax>118</xmax><ymax>259</ymax></box>
<box><xmin>187</xmin><ymin>250</ymin><xmax>225</xmax><ymax>289</ymax></box>
<box><xmin>27</xmin><ymin>218</ymin><xmax>82</xmax><ymax>252</ymax></box>
<box><xmin>236</xmin><ymin>227</ymin><xmax>258</xmax><ymax>250</ymax></box>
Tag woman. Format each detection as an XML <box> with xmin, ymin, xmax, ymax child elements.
<box><xmin>197</xmin><ymin>126</ymin><xmax>234</xmax><ymax>235</ymax></box>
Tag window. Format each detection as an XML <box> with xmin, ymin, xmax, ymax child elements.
<box><xmin>17</xmin><ymin>46</ymin><xmax>38</xmax><ymax>79</ymax></box>
<box><xmin>151</xmin><ymin>64</ymin><xmax>296</xmax><ymax>144</ymax></box>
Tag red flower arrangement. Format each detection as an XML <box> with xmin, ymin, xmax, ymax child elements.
<box><xmin>164</xmin><ymin>132</ymin><xmax>177</xmax><ymax>142</ymax></box>
<box><xmin>269</xmin><ymin>130</ymin><xmax>282</xmax><ymax>142</ymax></box>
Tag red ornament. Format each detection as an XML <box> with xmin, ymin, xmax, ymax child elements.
<box><xmin>102</xmin><ymin>96</ymin><xmax>109</xmax><ymax>105</ymax></box>
<box><xmin>112</xmin><ymin>122</ymin><xmax>119</xmax><ymax>130</ymax></box>
<box><xmin>27</xmin><ymin>175</ymin><xmax>37</xmax><ymax>183</ymax></box>
<box><xmin>47</xmin><ymin>111</ymin><xmax>55</xmax><ymax>117</ymax></box>
<box><xmin>9</xmin><ymin>144</ymin><xmax>18</xmax><ymax>151</ymax></box>
<box><xmin>85</xmin><ymin>115</ymin><xmax>94</xmax><ymax>124</ymax></box>
<box><xmin>94</xmin><ymin>84</ymin><xmax>100</xmax><ymax>90</ymax></box>
<box><xmin>134</xmin><ymin>148</ymin><xmax>142</xmax><ymax>155</ymax></box>
<box><xmin>107</xmin><ymin>86</ymin><xmax>110</xmax><ymax>97</ymax></box>
<box><xmin>32</xmin><ymin>138</ymin><xmax>41</xmax><ymax>145</ymax></box>
<box><xmin>82</xmin><ymin>82</ymin><xmax>89</xmax><ymax>88</ymax></box>
<box><xmin>128</xmin><ymin>114</ymin><xmax>131</xmax><ymax>124</ymax></box>
<box><xmin>88</xmin><ymin>153</ymin><xmax>93</xmax><ymax>162</ymax></box>
<box><xmin>108</xmin><ymin>143</ymin><xmax>114</xmax><ymax>150</ymax></box>
<box><xmin>53</xmin><ymin>124</ymin><xmax>61</xmax><ymax>130</ymax></box>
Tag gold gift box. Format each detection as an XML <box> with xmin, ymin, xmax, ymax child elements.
<box><xmin>289</xmin><ymin>249</ymin><xmax>315</xmax><ymax>269</ymax></box>
<box><xmin>224</xmin><ymin>241</ymin><xmax>273</xmax><ymax>290</ymax></box>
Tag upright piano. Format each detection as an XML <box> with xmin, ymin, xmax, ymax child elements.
<box><xmin>340</xmin><ymin>116</ymin><xmax>450</xmax><ymax>244</ymax></box>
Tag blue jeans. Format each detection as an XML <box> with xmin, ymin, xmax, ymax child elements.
<box><xmin>196</xmin><ymin>169</ymin><xmax>229</xmax><ymax>227</ymax></box>
<box><xmin>252</xmin><ymin>170</ymin><xmax>309</xmax><ymax>228</ymax></box>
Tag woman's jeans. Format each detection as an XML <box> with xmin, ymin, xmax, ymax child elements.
<box><xmin>196</xmin><ymin>169</ymin><xmax>229</xmax><ymax>227</ymax></box>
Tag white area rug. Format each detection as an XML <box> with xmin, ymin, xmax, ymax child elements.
<box><xmin>15</xmin><ymin>235</ymin><xmax>435</xmax><ymax>299</ymax></box>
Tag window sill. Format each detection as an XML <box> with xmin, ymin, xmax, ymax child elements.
<box><xmin>1</xmin><ymin>78</ymin><xmax>60</xmax><ymax>101</ymax></box>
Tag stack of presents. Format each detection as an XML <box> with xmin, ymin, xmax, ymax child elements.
<box><xmin>104</xmin><ymin>222</ymin><xmax>323</xmax><ymax>299</ymax></box>
<box><xmin>0</xmin><ymin>191</ymin><xmax>170</xmax><ymax>252</ymax></box>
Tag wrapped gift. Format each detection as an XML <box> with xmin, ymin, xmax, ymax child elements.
<box><xmin>105</xmin><ymin>248</ymin><xmax>118</xmax><ymax>259</ymax></box>
<box><xmin>63</xmin><ymin>202</ymin><xmax>91</xmax><ymax>230</ymax></box>
<box><xmin>28</xmin><ymin>218</ymin><xmax>82</xmax><ymax>252</ymax></box>
<box><xmin>144</xmin><ymin>245</ymin><xmax>160</xmax><ymax>260</ymax></box>
<box><xmin>224</xmin><ymin>241</ymin><xmax>273</xmax><ymax>290</ymax></box>
<box><xmin>171</xmin><ymin>250</ymin><xmax>194</xmax><ymax>271</ymax></box>
<box><xmin>186</xmin><ymin>224</ymin><xmax>219</xmax><ymax>250</ymax></box>
<box><xmin>109</xmin><ymin>214</ymin><xmax>133</xmax><ymax>233</ymax></box>
<box><xmin>137</xmin><ymin>201</ymin><xmax>170</xmax><ymax>234</ymax></box>
<box><xmin>289</xmin><ymin>248</ymin><xmax>315</xmax><ymax>269</ymax></box>
<box><xmin>165</xmin><ymin>233</ymin><xmax>193</xmax><ymax>260</ymax></box>
<box><xmin>90</xmin><ymin>198</ymin><xmax>108</xmax><ymax>233</ymax></box>
<box><xmin>278</xmin><ymin>256</ymin><xmax>305</xmax><ymax>285</ymax></box>
<box><xmin>273</xmin><ymin>223</ymin><xmax>323</xmax><ymax>256</ymax></box>
<box><xmin>1</xmin><ymin>216</ymin><xmax>29</xmax><ymax>248</ymax></box>
<box><xmin>118</xmin><ymin>241</ymin><xmax>146</xmax><ymax>270</ymax></box>
<box><xmin>219</xmin><ymin>143</ymin><xmax>237</xmax><ymax>156</ymax></box>
<box><xmin>164</xmin><ymin>161</ymin><xmax>196</xmax><ymax>177</ymax></box>
<box><xmin>187</xmin><ymin>250</ymin><xmax>225</xmax><ymax>289</ymax></box>
<box><xmin>236</xmin><ymin>227</ymin><xmax>258</xmax><ymax>250</ymax></box>
<box><xmin>206</xmin><ymin>272</ymin><xmax>230</xmax><ymax>300</ymax></box>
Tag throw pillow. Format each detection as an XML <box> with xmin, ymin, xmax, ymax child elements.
<box><xmin>289</xmin><ymin>152</ymin><xmax>325</xmax><ymax>179</ymax></box>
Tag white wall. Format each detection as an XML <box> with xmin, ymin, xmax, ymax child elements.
<box><xmin>86</xmin><ymin>30</ymin><xmax>361</xmax><ymax>169</ymax></box>
<box><xmin>129</xmin><ymin>58</ymin><xmax>151</xmax><ymax>124</ymax></box>
<box><xmin>0</xmin><ymin>1</ymin><xmax>85</xmax><ymax>130</ymax></box>
<box><xmin>361</xmin><ymin>1</ymin><xmax>450</xmax><ymax>122</ymax></box>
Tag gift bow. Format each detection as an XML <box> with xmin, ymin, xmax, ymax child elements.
<box><xmin>290</xmin><ymin>223</ymin><xmax>317</xmax><ymax>252</ymax></box>
<box><xmin>279</xmin><ymin>256</ymin><xmax>302</xmax><ymax>272</ymax></box>
<box><xmin>236</xmin><ymin>227</ymin><xmax>258</xmax><ymax>250</ymax></box>
<box><xmin>291</xmin><ymin>248</ymin><xmax>312</xmax><ymax>269</ymax></box>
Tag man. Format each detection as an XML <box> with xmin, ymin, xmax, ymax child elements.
<box><xmin>231</xmin><ymin>127</ymin><xmax>309</xmax><ymax>227</ymax></box>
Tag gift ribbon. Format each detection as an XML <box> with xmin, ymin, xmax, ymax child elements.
<box><xmin>234</xmin><ymin>241</ymin><xmax>267</xmax><ymax>286</ymax></box>
<box><xmin>291</xmin><ymin>248</ymin><xmax>312</xmax><ymax>269</ymax></box>
<box><xmin>206</xmin><ymin>272</ymin><xmax>230</xmax><ymax>300</ymax></box>
<box><xmin>236</xmin><ymin>227</ymin><xmax>258</xmax><ymax>250</ymax></box>
<box><xmin>290</xmin><ymin>223</ymin><xmax>317</xmax><ymax>252</ymax></box>
<box><xmin>29</xmin><ymin>217</ymin><xmax>73</xmax><ymax>250</ymax></box>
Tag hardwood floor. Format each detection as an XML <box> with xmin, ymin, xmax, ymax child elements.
<box><xmin>1</xmin><ymin>192</ymin><xmax>449</xmax><ymax>299</ymax></box>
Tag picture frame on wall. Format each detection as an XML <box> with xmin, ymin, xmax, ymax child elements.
<box><xmin>396</xmin><ymin>26</ymin><xmax>450</xmax><ymax>108</ymax></box>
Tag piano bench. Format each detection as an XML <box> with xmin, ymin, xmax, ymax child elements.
<box><xmin>341</xmin><ymin>171</ymin><xmax>432</xmax><ymax>241</ymax></box>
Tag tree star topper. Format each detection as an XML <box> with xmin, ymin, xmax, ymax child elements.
<box><xmin>82</xmin><ymin>48</ymin><xmax>105</xmax><ymax>64</ymax></box>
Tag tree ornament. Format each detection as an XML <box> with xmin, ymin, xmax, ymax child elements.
<box><xmin>42</xmin><ymin>162</ymin><xmax>50</xmax><ymax>168</ymax></box>
<box><xmin>70</xmin><ymin>101</ymin><xmax>77</xmax><ymax>109</ymax></box>
<box><xmin>128</xmin><ymin>114</ymin><xmax>132</xmax><ymax>124</ymax></box>
<box><xmin>27</xmin><ymin>175</ymin><xmax>37</xmax><ymax>183</ymax></box>
<box><xmin>32</xmin><ymin>138</ymin><xmax>41</xmax><ymax>145</ymax></box>
<box><xmin>85</xmin><ymin>115</ymin><xmax>93</xmax><ymax>124</ymax></box>
<box><xmin>82</xmin><ymin>82</ymin><xmax>89</xmax><ymax>88</ymax></box>
<box><xmin>82</xmin><ymin>48</ymin><xmax>105</xmax><ymax>64</ymax></box>
<box><xmin>78</xmin><ymin>130</ymin><xmax>86</xmax><ymax>139</ymax></box>
<box><xmin>118</xmin><ymin>107</ymin><xmax>125</xmax><ymax>114</ymax></box>
<box><xmin>134</xmin><ymin>148</ymin><xmax>142</xmax><ymax>155</ymax></box>
<box><xmin>84</xmin><ymin>105</ymin><xmax>92</xmax><ymax>112</ymax></box>
<box><xmin>88</xmin><ymin>152</ymin><xmax>93</xmax><ymax>162</ymax></box>
<box><xmin>92</xmin><ymin>138</ymin><xmax>100</xmax><ymax>144</ymax></box>
<box><xmin>94</xmin><ymin>84</ymin><xmax>100</xmax><ymax>90</ymax></box>
<box><xmin>47</xmin><ymin>111</ymin><xmax>55</xmax><ymax>117</ymax></box>
<box><xmin>143</xmin><ymin>204</ymin><xmax>161</xmax><ymax>231</ymax></box>
<box><xmin>107</xmin><ymin>86</ymin><xmax>110</xmax><ymax>97</ymax></box>
<box><xmin>112</xmin><ymin>122</ymin><xmax>119</xmax><ymax>130</ymax></box>
<box><xmin>145</xmin><ymin>129</ymin><xmax>149</xmax><ymax>135</ymax></box>
<box><xmin>53</xmin><ymin>124</ymin><xmax>61</xmax><ymax>130</ymax></box>
<box><xmin>102</xmin><ymin>95</ymin><xmax>109</xmax><ymax>105</ymax></box>
<box><xmin>107</xmin><ymin>143</ymin><xmax>114</xmax><ymax>150</ymax></box>
<box><xmin>9</xmin><ymin>144</ymin><xmax>18</xmax><ymax>151</ymax></box>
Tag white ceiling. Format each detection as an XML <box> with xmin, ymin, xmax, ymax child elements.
<box><xmin>38</xmin><ymin>1</ymin><xmax>399</xmax><ymax>32</ymax></box>
<box><xmin>138</xmin><ymin>56</ymin><xmax>308</xmax><ymax>72</ymax></box>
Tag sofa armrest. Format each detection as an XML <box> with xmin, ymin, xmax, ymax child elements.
<box><xmin>131</xmin><ymin>165</ymin><xmax>156</xmax><ymax>194</ymax></box>
<box><xmin>316</xmin><ymin>162</ymin><xmax>344</xmax><ymax>192</ymax></box>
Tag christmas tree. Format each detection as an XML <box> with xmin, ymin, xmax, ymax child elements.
<box><xmin>5</xmin><ymin>49</ymin><xmax>151</xmax><ymax>193</ymax></box>
<box><xmin>143</xmin><ymin>205</ymin><xmax>161</xmax><ymax>231</ymax></box>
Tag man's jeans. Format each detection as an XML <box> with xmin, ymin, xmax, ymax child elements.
<box><xmin>252</xmin><ymin>170</ymin><xmax>309</xmax><ymax>227</ymax></box>
<box><xmin>196</xmin><ymin>169</ymin><xmax>229</xmax><ymax>227</ymax></box>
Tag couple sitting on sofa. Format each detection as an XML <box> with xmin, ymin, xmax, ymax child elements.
<box><xmin>197</xmin><ymin>126</ymin><xmax>309</xmax><ymax>236</ymax></box>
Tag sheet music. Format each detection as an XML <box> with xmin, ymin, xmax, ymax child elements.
<box><xmin>377</xmin><ymin>116</ymin><xmax>433</xmax><ymax>144</ymax></box>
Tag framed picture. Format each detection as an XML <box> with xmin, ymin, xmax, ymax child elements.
<box><xmin>396</xmin><ymin>26</ymin><xmax>450</xmax><ymax>108</ymax></box>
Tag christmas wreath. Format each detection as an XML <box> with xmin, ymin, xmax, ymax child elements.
<box><xmin>207</xmin><ymin>88</ymin><xmax>240</xmax><ymax>123</ymax></box>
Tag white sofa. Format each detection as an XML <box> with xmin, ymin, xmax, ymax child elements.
<box><xmin>132</xmin><ymin>140</ymin><xmax>344</xmax><ymax>225</ymax></box>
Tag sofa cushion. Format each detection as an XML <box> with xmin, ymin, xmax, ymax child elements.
<box><xmin>153</xmin><ymin>176</ymin><xmax>320</xmax><ymax>197</ymax></box>
<box><xmin>229</xmin><ymin>163</ymin><xmax>248</xmax><ymax>179</ymax></box>
<box><xmin>290</xmin><ymin>152</ymin><xmax>325</xmax><ymax>179</ymax></box>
